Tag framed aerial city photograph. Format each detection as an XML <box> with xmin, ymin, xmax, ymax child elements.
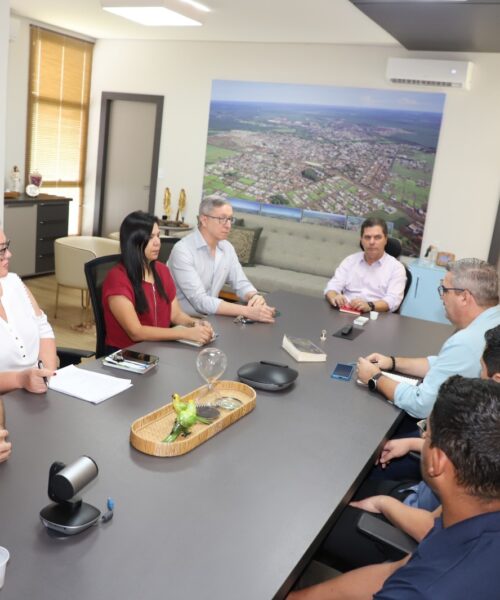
<box><xmin>203</xmin><ymin>79</ymin><xmax>446</xmax><ymax>256</ymax></box>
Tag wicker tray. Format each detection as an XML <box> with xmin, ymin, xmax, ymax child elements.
<box><xmin>130</xmin><ymin>380</ymin><xmax>256</xmax><ymax>457</ymax></box>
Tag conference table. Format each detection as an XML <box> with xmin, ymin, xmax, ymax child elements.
<box><xmin>0</xmin><ymin>291</ymin><xmax>452</xmax><ymax>599</ymax></box>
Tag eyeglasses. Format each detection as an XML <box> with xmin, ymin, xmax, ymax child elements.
<box><xmin>437</xmin><ymin>284</ymin><xmax>466</xmax><ymax>297</ymax></box>
<box><xmin>202</xmin><ymin>214</ymin><xmax>236</xmax><ymax>225</ymax></box>
<box><xmin>0</xmin><ymin>240</ymin><xmax>11</xmax><ymax>258</ymax></box>
<box><xmin>417</xmin><ymin>419</ymin><xmax>427</xmax><ymax>436</ymax></box>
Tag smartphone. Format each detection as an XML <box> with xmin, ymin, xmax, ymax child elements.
<box><xmin>118</xmin><ymin>350</ymin><xmax>158</xmax><ymax>366</ymax></box>
<box><xmin>331</xmin><ymin>362</ymin><xmax>355</xmax><ymax>381</ymax></box>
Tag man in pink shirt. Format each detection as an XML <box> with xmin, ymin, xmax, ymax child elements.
<box><xmin>324</xmin><ymin>218</ymin><xmax>406</xmax><ymax>313</ymax></box>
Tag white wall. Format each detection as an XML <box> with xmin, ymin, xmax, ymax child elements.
<box><xmin>4</xmin><ymin>16</ymin><xmax>29</xmax><ymax>194</ymax></box>
<box><xmin>6</xmin><ymin>22</ymin><xmax>500</xmax><ymax>259</ymax></box>
<box><xmin>0</xmin><ymin>4</ymin><xmax>11</xmax><ymax>226</ymax></box>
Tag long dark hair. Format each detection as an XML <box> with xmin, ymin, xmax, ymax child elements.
<box><xmin>119</xmin><ymin>211</ymin><xmax>168</xmax><ymax>314</ymax></box>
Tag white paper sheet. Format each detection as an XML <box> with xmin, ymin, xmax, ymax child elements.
<box><xmin>48</xmin><ymin>365</ymin><xmax>133</xmax><ymax>404</ymax></box>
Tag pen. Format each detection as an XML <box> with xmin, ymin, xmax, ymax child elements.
<box><xmin>37</xmin><ymin>360</ymin><xmax>49</xmax><ymax>387</ymax></box>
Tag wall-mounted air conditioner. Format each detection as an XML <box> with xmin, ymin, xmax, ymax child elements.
<box><xmin>386</xmin><ymin>58</ymin><xmax>473</xmax><ymax>90</ymax></box>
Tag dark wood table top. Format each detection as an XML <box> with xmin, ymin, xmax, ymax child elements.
<box><xmin>0</xmin><ymin>291</ymin><xmax>452</xmax><ymax>599</ymax></box>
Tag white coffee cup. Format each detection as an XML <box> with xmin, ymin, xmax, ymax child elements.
<box><xmin>0</xmin><ymin>546</ymin><xmax>10</xmax><ymax>589</ymax></box>
<box><xmin>370</xmin><ymin>311</ymin><xmax>378</xmax><ymax>320</ymax></box>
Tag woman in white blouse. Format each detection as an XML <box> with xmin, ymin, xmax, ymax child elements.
<box><xmin>0</xmin><ymin>229</ymin><xmax>56</xmax><ymax>393</ymax></box>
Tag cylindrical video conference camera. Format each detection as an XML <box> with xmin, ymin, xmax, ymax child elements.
<box><xmin>50</xmin><ymin>456</ymin><xmax>99</xmax><ymax>502</ymax></box>
<box><xmin>41</xmin><ymin>456</ymin><xmax>102</xmax><ymax>536</ymax></box>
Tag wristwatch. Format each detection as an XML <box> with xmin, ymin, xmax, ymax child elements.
<box><xmin>367</xmin><ymin>301</ymin><xmax>375</xmax><ymax>312</ymax></box>
<box><xmin>368</xmin><ymin>372</ymin><xmax>383</xmax><ymax>392</ymax></box>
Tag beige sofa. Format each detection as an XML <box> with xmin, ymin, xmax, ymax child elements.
<box><xmin>233</xmin><ymin>213</ymin><xmax>361</xmax><ymax>297</ymax></box>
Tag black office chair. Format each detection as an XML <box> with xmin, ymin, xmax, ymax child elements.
<box><xmin>84</xmin><ymin>254</ymin><xmax>121</xmax><ymax>358</ymax></box>
<box><xmin>356</xmin><ymin>511</ymin><xmax>418</xmax><ymax>555</ymax></box>
<box><xmin>56</xmin><ymin>347</ymin><xmax>94</xmax><ymax>369</ymax></box>
<box><xmin>359</xmin><ymin>236</ymin><xmax>412</xmax><ymax>310</ymax></box>
<box><xmin>384</xmin><ymin>237</ymin><xmax>412</xmax><ymax>307</ymax></box>
<box><xmin>158</xmin><ymin>236</ymin><xmax>180</xmax><ymax>263</ymax></box>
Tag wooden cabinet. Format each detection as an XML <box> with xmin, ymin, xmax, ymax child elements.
<box><xmin>36</xmin><ymin>201</ymin><xmax>70</xmax><ymax>273</ymax></box>
<box><xmin>400</xmin><ymin>260</ymin><xmax>449</xmax><ymax>324</ymax></box>
<box><xmin>4</xmin><ymin>196</ymin><xmax>70</xmax><ymax>277</ymax></box>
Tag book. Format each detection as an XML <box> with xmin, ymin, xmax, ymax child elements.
<box><xmin>357</xmin><ymin>372</ymin><xmax>419</xmax><ymax>387</ymax></box>
<box><xmin>282</xmin><ymin>334</ymin><xmax>327</xmax><ymax>362</ymax></box>
<box><xmin>381</xmin><ymin>371</ymin><xmax>419</xmax><ymax>386</ymax></box>
<box><xmin>103</xmin><ymin>350</ymin><xmax>159</xmax><ymax>374</ymax></box>
<box><xmin>172</xmin><ymin>325</ymin><xmax>219</xmax><ymax>347</ymax></box>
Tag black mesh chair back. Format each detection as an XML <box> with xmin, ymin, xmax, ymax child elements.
<box><xmin>84</xmin><ymin>254</ymin><xmax>121</xmax><ymax>358</ymax></box>
<box><xmin>400</xmin><ymin>265</ymin><xmax>413</xmax><ymax>309</ymax></box>
<box><xmin>359</xmin><ymin>236</ymin><xmax>412</xmax><ymax>312</ymax></box>
<box><xmin>385</xmin><ymin>237</ymin><xmax>402</xmax><ymax>259</ymax></box>
<box><xmin>158</xmin><ymin>237</ymin><xmax>180</xmax><ymax>263</ymax></box>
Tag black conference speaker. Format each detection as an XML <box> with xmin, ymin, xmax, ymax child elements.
<box><xmin>237</xmin><ymin>361</ymin><xmax>298</xmax><ymax>391</ymax></box>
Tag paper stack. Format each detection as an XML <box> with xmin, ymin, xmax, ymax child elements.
<box><xmin>48</xmin><ymin>365</ymin><xmax>133</xmax><ymax>404</ymax></box>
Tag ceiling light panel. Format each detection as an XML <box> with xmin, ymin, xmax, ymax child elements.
<box><xmin>101</xmin><ymin>0</ymin><xmax>208</xmax><ymax>26</ymax></box>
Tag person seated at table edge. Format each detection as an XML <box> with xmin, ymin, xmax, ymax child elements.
<box><xmin>0</xmin><ymin>398</ymin><xmax>12</xmax><ymax>463</ymax></box>
<box><xmin>289</xmin><ymin>375</ymin><xmax>500</xmax><ymax>600</ymax></box>
<box><xmin>324</xmin><ymin>217</ymin><xmax>406</xmax><ymax>313</ymax></box>
<box><xmin>319</xmin><ymin>324</ymin><xmax>500</xmax><ymax>571</ymax></box>
<box><xmin>357</xmin><ymin>258</ymin><xmax>500</xmax><ymax>418</ymax></box>
<box><xmin>102</xmin><ymin>211</ymin><xmax>214</xmax><ymax>351</ymax></box>
<box><xmin>0</xmin><ymin>229</ymin><xmax>56</xmax><ymax>394</ymax></box>
<box><xmin>168</xmin><ymin>198</ymin><xmax>275</xmax><ymax>322</ymax></box>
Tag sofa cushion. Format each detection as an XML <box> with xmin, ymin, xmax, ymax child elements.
<box><xmin>235</xmin><ymin>213</ymin><xmax>361</xmax><ymax>278</ymax></box>
<box><xmin>243</xmin><ymin>264</ymin><xmax>329</xmax><ymax>298</ymax></box>
<box><xmin>228</xmin><ymin>225</ymin><xmax>262</xmax><ymax>266</ymax></box>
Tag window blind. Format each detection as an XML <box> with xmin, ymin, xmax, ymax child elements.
<box><xmin>26</xmin><ymin>26</ymin><xmax>94</xmax><ymax>233</ymax></box>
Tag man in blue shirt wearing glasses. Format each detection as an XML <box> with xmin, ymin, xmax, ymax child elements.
<box><xmin>357</xmin><ymin>258</ymin><xmax>500</xmax><ymax>418</ymax></box>
<box><xmin>169</xmin><ymin>198</ymin><xmax>275</xmax><ymax>322</ymax></box>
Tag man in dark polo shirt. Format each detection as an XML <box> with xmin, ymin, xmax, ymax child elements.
<box><xmin>288</xmin><ymin>375</ymin><xmax>500</xmax><ymax>600</ymax></box>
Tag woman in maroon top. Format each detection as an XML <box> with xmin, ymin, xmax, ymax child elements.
<box><xmin>102</xmin><ymin>211</ymin><xmax>213</xmax><ymax>351</ymax></box>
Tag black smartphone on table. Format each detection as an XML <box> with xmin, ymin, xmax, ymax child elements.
<box><xmin>118</xmin><ymin>350</ymin><xmax>158</xmax><ymax>366</ymax></box>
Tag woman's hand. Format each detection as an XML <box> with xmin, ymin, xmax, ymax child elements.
<box><xmin>184</xmin><ymin>321</ymin><xmax>214</xmax><ymax>345</ymax></box>
<box><xmin>18</xmin><ymin>366</ymin><xmax>52</xmax><ymax>393</ymax></box>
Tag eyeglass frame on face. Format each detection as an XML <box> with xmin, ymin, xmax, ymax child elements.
<box><xmin>437</xmin><ymin>283</ymin><xmax>467</xmax><ymax>297</ymax></box>
<box><xmin>201</xmin><ymin>214</ymin><xmax>236</xmax><ymax>226</ymax></box>
<box><xmin>417</xmin><ymin>419</ymin><xmax>428</xmax><ymax>437</ymax></box>
<box><xmin>0</xmin><ymin>240</ymin><xmax>11</xmax><ymax>258</ymax></box>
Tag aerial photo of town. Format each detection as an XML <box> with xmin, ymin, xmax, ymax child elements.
<box><xmin>203</xmin><ymin>80</ymin><xmax>445</xmax><ymax>256</ymax></box>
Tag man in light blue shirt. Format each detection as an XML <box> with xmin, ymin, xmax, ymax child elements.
<box><xmin>357</xmin><ymin>258</ymin><xmax>500</xmax><ymax>418</ymax></box>
<box><xmin>168</xmin><ymin>198</ymin><xmax>275</xmax><ymax>321</ymax></box>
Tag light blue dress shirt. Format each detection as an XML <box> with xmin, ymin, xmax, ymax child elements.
<box><xmin>394</xmin><ymin>305</ymin><xmax>500</xmax><ymax>418</ymax></box>
<box><xmin>168</xmin><ymin>229</ymin><xmax>256</xmax><ymax>315</ymax></box>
